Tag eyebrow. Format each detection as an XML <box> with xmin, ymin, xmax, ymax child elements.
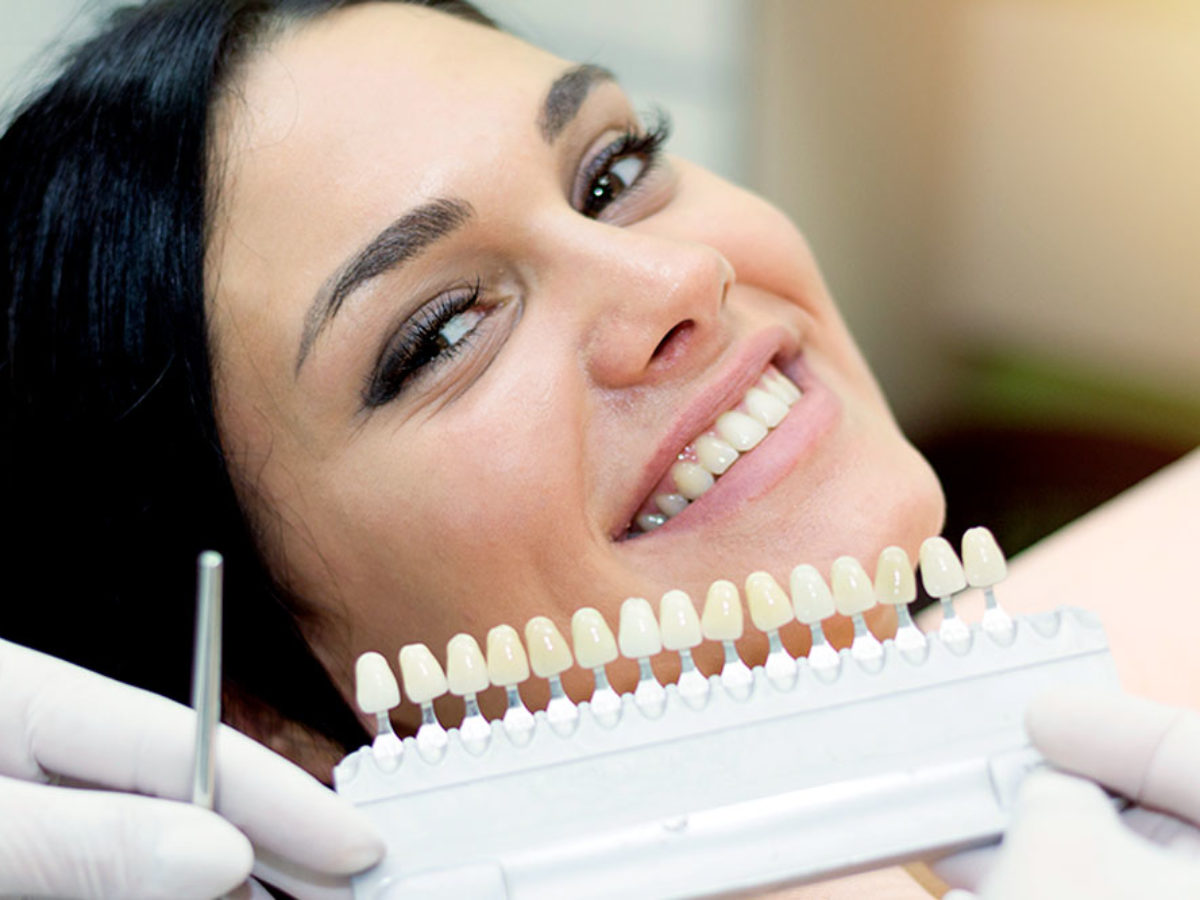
<box><xmin>538</xmin><ymin>63</ymin><xmax>615</xmax><ymax>143</ymax></box>
<box><xmin>295</xmin><ymin>197</ymin><xmax>473</xmax><ymax>374</ymax></box>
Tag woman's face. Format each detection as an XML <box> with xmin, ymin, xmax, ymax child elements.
<box><xmin>208</xmin><ymin>3</ymin><xmax>943</xmax><ymax>722</ymax></box>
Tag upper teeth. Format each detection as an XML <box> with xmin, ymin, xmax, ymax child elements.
<box><xmin>631</xmin><ymin>367</ymin><xmax>803</xmax><ymax>535</ymax></box>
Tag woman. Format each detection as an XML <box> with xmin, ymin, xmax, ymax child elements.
<box><xmin>4</xmin><ymin>1</ymin><xmax>1195</xmax><ymax>897</ymax></box>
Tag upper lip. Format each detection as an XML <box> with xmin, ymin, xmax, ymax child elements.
<box><xmin>611</xmin><ymin>325</ymin><xmax>800</xmax><ymax>540</ymax></box>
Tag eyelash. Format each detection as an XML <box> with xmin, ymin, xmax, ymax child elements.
<box><xmin>363</xmin><ymin>112</ymin><xmax>673</xmax><ymax>409</ymax></box>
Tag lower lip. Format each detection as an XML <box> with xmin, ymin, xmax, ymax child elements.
<box><xmin>620</xmin><ymin>356</ymin><xmax>842</xmax><ymax>542</ymax></box>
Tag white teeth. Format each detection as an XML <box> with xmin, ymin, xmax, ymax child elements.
<box><xmin>765</xmin><ymin>370</ymin><xmax>803</xmax><ymax>404</ymax></box>
<box><xmin>744</xmin><ymin>387</ymin><xmax>788</xmax><ymax>428</ymax></box>
<box><xmin>658</xmin><ymin>590</ymin><xmax>702</xmax><ymax>650</ymax></box>
<box><xmin>746</xmin><ymin>571</ymin><xmax>795</xmax><ymax>632</ymax></box>
<box><xmin>694</xmin><ymin>434</ymin><xmax>738</xmax><ymax>475</ymax></box>
<box><xmin>655</xmin><ymin>493</ymin><xmax>689</xmax><ymax>517</ymax></box>
<box><xmin>670</xmin><ymin>461</ymin><xmax>714</xmax><ymax>500</ymax></box>
<box><xmin>701</xmin><ymin>579</ymin><xmax>744</xmax><ymax>641</ymax></box>
<box><xmin>618</xmin><ymin>597</ymin><xmax>663</xmax><ymax>659</ymax></box>
<box><xmin>445</xmin><ymin>633</ymin><xmax>489</xmax><ymax>697</ymax></box>
<box><xmin>570</xmin><ymin>607</ymin><xmax>618</xmax><ymax>669</ymax></box>
<box><xmin>874</xmin><ymin>546</ymin><xmax>916</xmax><ymax>606</ymax></box>
<box><xmin>919</xmin><ymin>536</ymin><xmax>967</xmax><ymax>599</ymax></box>
<box><xmin>636</xmin><ymin>512</ymin><xmax>667</xmax><ymax>532</ymax></box>
<box><xmin>962</xmin><ymin>526</ymin><xmax>1007</xmax><ymax>587</ymax></box>
<box><xmin>355</xmin><ymin>651</ymin><xmax>400</xmax><ymax>715</ymax></box>
<box><xmin>715</xmin><ymin>410</ymin><xmax>768</xmax><ymax>452</ymax></box>
<box><xmin>789</xmin><ymin>564</ymin><xmax>835</xmax><ymax>624</ymax></box>
<box><xmin>398</xmin><ymin>643</ymin><xmax>448</xmax><ymax>705</ymax></box>
<box><xmin>830</xmin><ymin>557</ymin><xmax>876</xmax><ymax>617</ymax></box>
<box><xmin>485</xmin><ymin>624</ymin><xmax>530</xmax><ymax>686</ymax></box>
<box><xmin>524</xmin><ymin>617</ymin><xmax>573</xmax><ymax>678</ymax></box>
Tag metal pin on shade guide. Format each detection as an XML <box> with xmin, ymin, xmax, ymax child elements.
<box><xmin>190</xmin><ymin>551</ymin><xmax>223</xmax><ymax>811</ymax></box>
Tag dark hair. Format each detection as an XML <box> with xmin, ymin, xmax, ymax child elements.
<box><xmin>1</xmin><ymin>0</ymin><xmax>494</xmax><ymax>764</ymax></box>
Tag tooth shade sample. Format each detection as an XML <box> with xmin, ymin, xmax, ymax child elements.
<box><xmin>619</xmin><ymin>597</ymin><xmax>664</xmax><ymax>658</ymax></box>
<box><xmin>398</xmin><ymin>643</ymin><xmax>448</xmax><ymax>705</ymax></box>
<box><xmin>790</xmin><ymin>564</ymin><xmax>835</xmax><ymax>624</ymax></box>
<box><xmin>744</xmin><ymin>387</ymin><xmax>788</xmax><ymax>428</ymax></box>
<box><xmin>919</xmin><ymin>536</ymin><xmax>968</xmax><ymax>597</ymax></box>
<box><xmin>659</xmin><ymin>590</ymin><xmax>703</xmax><ymax>650</ymax></box>
<box><xmin>524</xmin><ymin>616</ymin><xmax>573</xmax><ymax>678</ymax></box>
<box><xmin>962</xmin><ymin>526</ymin><xmax>1007</xmax><ymax>587</ymax></box>
<box><xmin>746</xmin><ymin>571</ymin><xmax>794</xmax><ymax>632</ymax></box>
<box><xmin>446</xmin><ymin>633</ymin><xmax>489</xmax><ymax>696</ymax></box>
<box><xmin>486</xmin><ymin>624</ymin><xmax>530</xmax><ymax>686</ymax></box>
<box><xmin>655</xmin><ymin>493</ymin><xmax>690</xmax><ymax>517</ymax></box>
<box><xmin>831</xmin><ymin>556</ymin><xmax>876</xmax><ymax>617</ymax></box>
<box><xmin>355</xmin><ymin>651</ymin><xmax>400</xmax><ymax>714</ymax></box>
<box><xmin>694</xmin><ymin>435</ymin><xmax>738</xmax><ymax>475</ymax></box>
<box><xmin>671</xmin><ymin>461</ymin><xmax>714</xmax><ymax>500</ymax></box>
<box><xmin>701</xmin><ymin>580</ymin><xmax>744</xmax><ymax>641</ymax></box>
<box><xmin>874</xmin><ymin>546</ymin><xmax>916</xmax><ymax>606</ymax></box>
<box><xmin>715</xmin><ymin>410</ymin><xmax>768</xmax><ymax>451</ymax></box>
<box><xmin>571</xmin><ymin>607</ymin><xmax>619</xmax><ymax>669</ymax></box>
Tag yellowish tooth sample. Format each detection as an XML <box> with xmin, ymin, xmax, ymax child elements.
<box><xmin>789</xmin><ymin>564</ymin><xmax>835</xmax><ymax>624</ymax></box>
<box><xmin>715</xmin><ymin>410</ymin><xmax>768</xmax><ymax>452</ymax></box>
<box><xmin>355</xmin><ymin>651</ymin><xmax>400</xmax><ymax>714</ymax></box>
<box><xmin>830</xmin><ymin>557</ymin><xmax>876</xmax><ymax>617</ymax></box>
<box><xmin>694</xmin><ymin>434</ymin><xmax>738</xmax><ymax>475</ymax></box>
<box><xmin>874</xmin><ymin>546</ymin><xmax>916</xmax><ymax>605</ymax></box>
<box><xmin>571</xmin><ymin>607</ymin><xmax>619</xmax><ymax>669</ymax></box>
<box><xmin>962</xmin><ymin>526</ymin><xmax>1007</xmax><ymax>587</ymax></box>
<box><xmin>671</xmin><ymin>461</ymin><xmax>714</xmax><ymax>501</ymax></box>
<box><xmin>659</xmin><ymin>589</ymin><xmax>703</xmax><ymax>650</ymax></box>
<box><xmin>486</xmin><ymin>624</ymin><xmax>530</xmax><ymax>686</ymax></box>
<box><xmin>524</xmin><ymin>616</ymin><xmax>573</xmax><ymax>678</ymax></box>
<box><xmin>701</xmin><ymin>579</ymin><xmax>744</xmax><ymax>641</ymax></box>
<box><xmin>398</xmin><ymin>643</ymin><xmax>449</xmax><ymax>706</ymax></box>
<box><xmin>655</xmin><ymin>492</ymin><xmax>690</xmax><ymax>517</ymax></box>
<box><xmin>618</xmin><ymin>597</ymin><xmax>664</xmax><ymax>659</ymax></box>
<box><xmin>744</xmin><ymin>387</ymin><xmax>788</xmax><ymax>428</ymax></box>
<box><xmin>446</xmin><ymin>633</ymin><xmax>489</xmax><ymax>697</ymax></box>
<box><xmin>745</xmin><ymin>571</ymin><xmax>795</xmax><ymax>632</ymax></box>
<box><xmin>919</xmin><ymin>536</ymin><xmax>968</xmax><ymax>598</ymax></box>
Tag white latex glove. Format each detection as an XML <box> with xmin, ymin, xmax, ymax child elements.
<box><xmin>940</xmin><ymin>686</ymin><xmax>1200</xmax><ymax>899</ymax></box>
<box><xmin>0</xmin><ymin>638</ymin><xmax>383</xmax><ymax>899</ymax></box>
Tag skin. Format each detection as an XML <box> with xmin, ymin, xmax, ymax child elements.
<box><xmin>207</xmin><ymin>4</ymin><xmax>943</xmax><ymax>743</ymax></box>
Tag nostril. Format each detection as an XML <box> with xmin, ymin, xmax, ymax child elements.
<box><xmin>651</xmin><ymin>320</ymin><xmax>695</xmax><ymax>364</ymax></box>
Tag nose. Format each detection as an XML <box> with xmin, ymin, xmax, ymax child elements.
<box><xmin>569</xmin><ymin>227</ymin><xmax>734</xmax><ymax>389</ymax></box>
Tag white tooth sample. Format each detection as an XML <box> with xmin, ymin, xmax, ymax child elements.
<box><xmin>744</xmin><ymin>387</ymin><xmax>788</xmax><ymax>428</ymax></box>
<box><xmin>694</xmin><ymin>434</ymin><xmax>738</xmax><ymax>476</ymax></box>
<box><xmin>570</xmin><ymin>607</ymin><xmax>621</xmax><ymax>725</ymax></box>
<box><xmin>874</xmin><ymin>546</ymin><xmax>926</xmax><ymax>655</ymax></box>
<box><xmin>919</xmin><ymin>536</ymin><xmax>971</xmax><ymax>652</ymax></box>
<box><xmin>446</xmin><ymin>634</ymin><xmax>491</xmax><ymax>753</ymax></box>
<box><xmin>962</xmin><ymin>526</ymin><xmax>1014</xmax><ymax>644</ymax></box>
<box><xmin>746</xmin><ymin>571</ymin><xmax>797</xmax><ymax>687</ymax></box>
<box><xmin>831</xmin><ymin>557</ymin><xmax>882</xmax><ymax>665</ymax></box>
<box><xmin>789</xmin><ymin>564</ymin><xmax>839</xmax><ymax>673</ymax></box>
<box><xmin>715</xmin><ymin>410</ymin><xmax>768</xmax><ymax>452</ymax></box>
<box><xmin>659</xmin><ymin>590</ymin><xmax>708</xmax><ymax>707</ymax></box>
<box><xmin>671</xmin><ymin>461</ymin><xmax>714</xmax><ymax>501</ymax></box>
<box><xmin>355</xmin><ymin>651</ymin><xmax>403</xmax><ymax>767</ymax></box>
<box><xmin>655</xmin><ymin>492</ymin><xmax>690</xmax><ymax>517</ymax></box>
<box><xmin>524</xmin><ymin>617</ymin><xmax>578</xmax><ymax>732</ymax></box>
<box><xmin>702</xmin><ymin>580</ymin><xmax>753</xmax><ymax>697</ymax></box>
<box><xmin>636</xmin><ymin>512</ymin><xmax>667</xmax><ymax>533</ymax></box>
<box><xmin>486</xmin><ymin>625</ymin><xmax>534</xmax><ymax>743</ymax></box>
<box><xmin>398</xmin><ymin>643</ymin><xmax>449</xmax><ymax>759</ymax></box>
<box><xmin>619</xmin><ymin>597</ymin><xmax>666</xmax><ymax>716</ymax></box>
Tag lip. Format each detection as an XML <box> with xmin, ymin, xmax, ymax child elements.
<box><xmin>611</xmin><ymin>326</ymin><xmax>839</xmax><ymax>542</ymax></box>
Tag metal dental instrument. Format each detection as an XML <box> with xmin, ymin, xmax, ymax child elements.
<box><xmin>190</xmin><ymin>550</ymin><xmax>224</xmax><ymax>810</ymax></box>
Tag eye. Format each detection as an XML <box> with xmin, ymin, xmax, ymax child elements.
<box><xmin>578</xmin><ymin>112</ymin><xmax>672</xmax><ymax>219</ymax></box>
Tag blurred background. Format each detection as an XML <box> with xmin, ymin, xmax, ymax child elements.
<box><xmin>5</xmin><ymin>0</ymin><xmax>1198</xmax><ymax>554</ymax></box>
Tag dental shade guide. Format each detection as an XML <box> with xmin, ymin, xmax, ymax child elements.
<box><xmin>745</xmin><ymin>571</ymin><xmax>798</xmax><ymax>690</ymax></box>
<box><xmin>920</xmin><ymin>536</ymin><xmax>972</xmax><ymax>653</ymax></box>
<box><xmin>571</xmin><ymin>608</ymin><xmax>622</xmax><ymax>726</ymax></box>
<box><xmin>339</xmin><ymin>529</ymin><xmax>1118</xmax><ymax>899</ymax></box>
<box><xmin>700</xmin><ymin>579</ymin><xmax>753</xmax><ymax>698</ymax></box>
<box><xmin>354</xmin><ymin>651</ymin><xmax>404</xmax><ymax>770</ymax></box>
<box><xmin>619</xmin><ymin>597</ymin><xmax>667</xmax><ymax>718</ymax></box>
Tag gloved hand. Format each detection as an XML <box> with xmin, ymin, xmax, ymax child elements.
<box><xmin>0</xmin><ymin>638</ymin><xmax>383</xmax><ymax>899</ymax></box>
<box><xmin>940</xmin><ymin>686</ymin><xmax>1200</xmax><ymax>899</ymax></box>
